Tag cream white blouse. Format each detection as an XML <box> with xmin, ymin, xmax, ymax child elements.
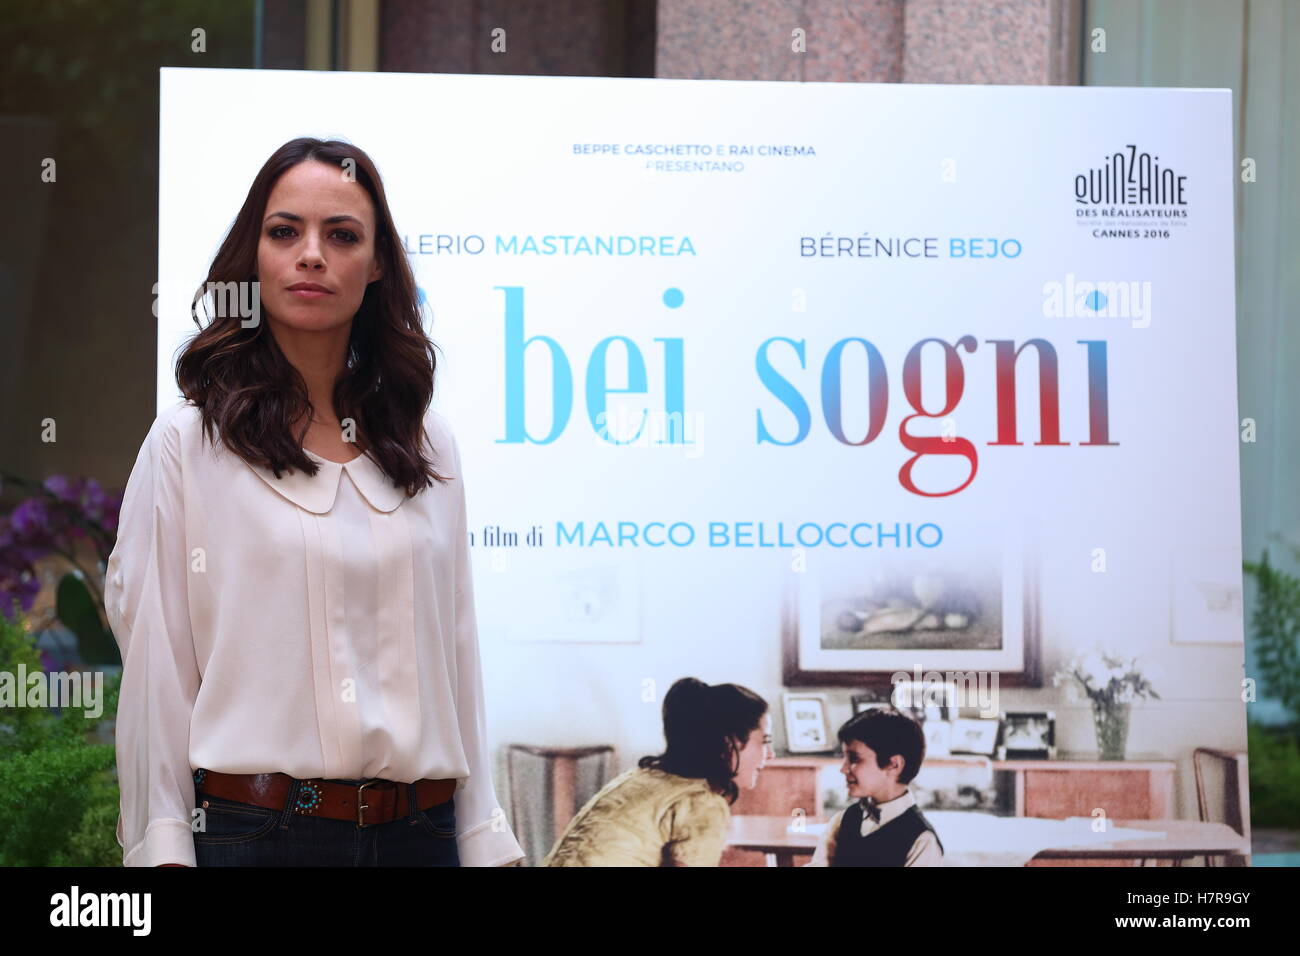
<box><xmin>105</xmin><ymin>399</ymin><xmax>524</xmax><ymax>867</ymax></box>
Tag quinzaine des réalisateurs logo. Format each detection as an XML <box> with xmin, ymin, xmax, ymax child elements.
<box><xmin>1074</xmin><ymin>144</ymin><xmax>1188</xmax><ymax>241</ymax></box>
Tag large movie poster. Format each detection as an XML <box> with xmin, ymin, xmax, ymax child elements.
<box><xmin>159</xmin><ymin>69</ymin><xmax>1247</xmax><ymax>866</ymax></box>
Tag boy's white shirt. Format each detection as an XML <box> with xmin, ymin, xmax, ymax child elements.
<box><xmin>804</xmin><ymin>788</ymin><xmax>943</xmax><ymax>866</ymax></box>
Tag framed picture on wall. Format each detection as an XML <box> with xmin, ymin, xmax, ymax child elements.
<box><xmin>782</xmin><ymin>531</ymin><xmax>1041</xmax><ymax>689</ymax></box>
<box><xmin>892</xmin><ymin>680</ymin><xmax>958</xmax><ymax>722</ymax></box>
<box><xmin>782</xmin><ymin>692</ymin><xmax>834</xmax><ymax>754</ymax></box>
<box><xmin>850</xmin><ymin>691</ymin><xmax>892</xmax><ymax>714</ymax></box>
<box><xmin>923</xmin><ymin>719</ymin><xmax>952</xmax><ymax>756</ymax></box>
<box><xmin>1169</xmin><ymin>545</ymin><xmax>1245</xmax><ymax>644</ymax></box>
<box><xmin>950</xmin><ymin>717</ymin><xmax>1000</xmax><ymax>756</ymax></box>
<box><xmin>997</xmin><ymin>711</ymin><xmax>1056</xmax><ymax>760</ymax></box>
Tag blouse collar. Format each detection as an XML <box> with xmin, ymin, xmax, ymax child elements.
<box><xmin>244</xmin><ymin>446</ymin><xmax>407</xmax><ymax>514</ymax></box>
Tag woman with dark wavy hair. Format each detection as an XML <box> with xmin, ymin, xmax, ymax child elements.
<box><xmin>105</xmin><ymin>137</ymin><xmax>524</xmax><ymax>867</ymax></box>
<box><xmin>542</xmin><ymin>677</ymin><xmax>772</xmax><ymax>866</ymax></box>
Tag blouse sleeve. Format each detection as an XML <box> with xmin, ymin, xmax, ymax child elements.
<box><xmin>443</xmin><ymin>421</ymin><xmax>526</xmax><ymax>867</ymax></box>
<box><xmin>904</xmin><ymin>830</ymin><xmax>944</xmax><ymax>867</ymax></box>
<box><xmin>661</xmin><ymin>790</ymin><xmax>731</xmax><ymax>867</ymax></box>
<box><xmin>804</xmin><ymin>808</ymin><xmax>843</xmax><ymax>866</ymax></box>
<box><xmin>104</xmin><ymin>407</ymin><xmax>202</xmax><ymax>867</ymax></box>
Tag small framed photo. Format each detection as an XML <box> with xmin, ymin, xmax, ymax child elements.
<box><xmin>850</xmin><ymin>691</ymin><xmax>891</xmax><ymax>714</ymax></box>
<box><xmin>923</xmin><ymin>720</ymin><xmax>952</xmax><ymax>756</ymax></box>
<box><xmin>890</xmin><ymin>680</ymin><xmax>958</xmax><ymax>723</ymax></box>
<box><xmin>997</xmin><ymin>711</ymin><xmax>1056</xmax><ymax>759</ymax></box>
<box><xmin>949</xmin><ymin>718</ymin><xmax>1000</xmax><ymax>756</ymax></box>
<box><xmin>783</xmin><ymin>692</ymin><xmax>834</xmax><ymax>754</ymax></box>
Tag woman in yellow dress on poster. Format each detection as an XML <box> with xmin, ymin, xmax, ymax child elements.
<box><xmin>543</xmin><ymin>677</ymin><xmax>772</xmax><ymax>867</ymax></box>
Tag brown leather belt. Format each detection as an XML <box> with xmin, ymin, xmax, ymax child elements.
<box><xmin>195</xmin><ymin>769</ymin><xmax>457</xmax><ymax>827</ymax></box>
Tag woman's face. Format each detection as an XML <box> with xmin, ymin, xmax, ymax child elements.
<box><xmin>731</xmin><ymin>713</ymin><xmax>773</xmax><ymax>790</ymax></box>
<box><xmin>256</xmin><ymin>159</ymin><xmax>383</xmax><ymax>334</ymax></box>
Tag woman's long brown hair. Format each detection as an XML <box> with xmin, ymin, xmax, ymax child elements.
<box><xmin>176</xmin><ymin>136</ymin><xmax>448</xmax><ymax>496</ymax></box>
<box><xmin>638</xmin><ymin>677</ymin><xmax>769</xmax><ymax>805</ymax></box>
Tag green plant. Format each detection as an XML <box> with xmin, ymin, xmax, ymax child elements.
<box><xmin>0</xmin><ymin>605</ymin><xmax>121</xmax><ymax>866</ymax></box>
<box><xmin>0</xmin><ymin>597</ymin><xmax>51</xmax><ymax>749</ymax></box>
<box><xmin>1243</xmin><ymin>547</ymin><xmax>1300</xmax><ymax>723</ymax></box>
<box><xmin>1246</xmin><ymin>720</ymin><xmax>1300</xmax><ymax>829</ymax></box>
<box><xmin>1241</xmin><ymin>544</ymin><xmax>1300</xmax><ymax>832</ymax></box>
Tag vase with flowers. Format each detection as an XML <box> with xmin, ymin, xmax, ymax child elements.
<box><xmin>1052</xmin><ymin>650</ymin><xmax>1160</xmax><ymax>760</ymax></box>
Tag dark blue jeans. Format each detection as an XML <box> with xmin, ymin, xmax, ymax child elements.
<box><xmin>192</xmin><ymin>775</ymin><xmax>460</xmax><ymax>867</ymax></box>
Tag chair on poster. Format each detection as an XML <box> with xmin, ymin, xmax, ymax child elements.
<box><xmin>506</xmin><ymin>744</ymin><xmax>615</xmax><ymax>866</ymax></box>
<box><xmin>1187</xmin><ymin>747</ymin><xmax>1251</xmax><ymax>867</ymax></box>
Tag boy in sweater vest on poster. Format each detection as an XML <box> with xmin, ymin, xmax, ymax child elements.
<box><xmin>806</xmin><ymin>708</ymin><xmax>945</xmax><ymax>867</ymax></box>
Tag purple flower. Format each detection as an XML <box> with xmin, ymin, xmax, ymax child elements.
<box><xmin>11</xmin><ymin>545</ymin><xmax>47</xmax><ymax>564</ymax></box>
<box><xmin>8</xmin><ymin>497</ymin><xmax>54</xmax><ymax>540</ymax></box>
<box><xmin>2</xmin><ymin>470</ymin><xmax>126</xmax><ymax>624</ymax></box>
<box><xmin>83</xmin><ymin>479</ymin><xmax>113</xmax><ymax>522</ymax></box>
<box><xmin>0</xmin><ymin>573</ymin><xmax>40</xmax><ymax>620</ymax></box>
<box><xmin>43</xmin><ymin>474</ymin><xmax>84</xmax><ymax>504</ymax></box>
<box><xmin>99</xmin><ymin>490</ymin><xmax>123</xmax><ymax>535</ymax></box>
